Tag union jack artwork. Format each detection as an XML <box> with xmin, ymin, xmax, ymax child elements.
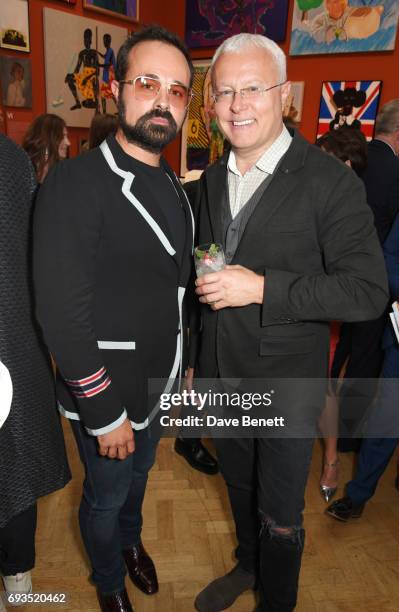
<box><xmin>317</xmin><ymin>80</ymin><xmax>382</xmax><ymax>141</ymax></box>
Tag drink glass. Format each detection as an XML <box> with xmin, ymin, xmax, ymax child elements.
<box><xmin>194</xmin><ymin>243</ymin><xmax>226</xmax><ymax>277</ymax></box>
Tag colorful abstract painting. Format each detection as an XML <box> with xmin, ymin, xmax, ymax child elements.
<box><xmin>185</xmin><ymin>0</ymin><xmax>289</xmax><ymax>48</ymax></box>
<box><xmin>317</xmin><ymin>80</ymin><xmax>382</xmax><ymax>141</ymax></box>
<box><xmin>291</xmin><ymin>0</ymin><xmax>399</xmax><ymax>55</ymax></box>
<box><xmin>84</xmin><ymin>0</ymin><xmax>138</xmax><ymax>22</ymax></box>
<box><xmin>180</xmin><ymin>60</ymin><xmax>228</xmax><ymax>177</ymax></box>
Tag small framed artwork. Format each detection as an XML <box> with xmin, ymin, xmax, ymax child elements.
<box><xmin>185</xmin><ymin>0</ymin><xmax>289</xmax><ymax>48</ymax></box>
<box><xmin>180</xmin><ymin>59</ymin><xmax>227</xmax><ymax>178</ymax></box>
<box><xmin>290</xmin><ymin>0</ymin><xmax>399</xmax><ymax>56</ymax></box>
<box><xmin>317</xmin><ymin>80</ymin><xmax>382</xmax><ymax>141</ymax></box>
<box><xmin>83</xmin><ymin>0</ymin><xmax>139</xmax><ymax>23</ymax></box>
<box><xmin>0</xmin><ymin>56</ymin><xmax>32</xmax><ymax>108</ymax></box>
<box><xmin>0</xmin><ymin>0</ymin><xmax>30</xmax><ymax>53</ymax></box>
<box><xmin>283</xmin><ymin>82</ymin><xmax>305</xmax><ymax>124</ymax></box>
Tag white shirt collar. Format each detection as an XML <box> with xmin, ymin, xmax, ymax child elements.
<box><xmin>227</xmin><ymin>125</ymin><xmax>292</xmax><ymax>177</ymax></box>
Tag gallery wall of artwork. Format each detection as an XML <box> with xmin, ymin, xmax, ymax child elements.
<box><xmin>0</xmin><ymin>0</ymin><xmax>398</xmax><ymax>173</ymax></box>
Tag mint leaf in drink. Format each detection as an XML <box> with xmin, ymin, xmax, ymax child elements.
<box><xmin>208</xmin><ymin>243</ymin><xmax>220</xmax><ymax>258</ymax></box>
<box><xmin>195</xmin><ymin>249</ymin><xmax>206</xmax><ymax>260</ymax></box>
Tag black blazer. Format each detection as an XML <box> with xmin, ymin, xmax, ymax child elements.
<box><xmin>190</xmin><ymin>131</ymin><xmax>388</xmax><ymax>385</ymax></box>
<box><xmin>362</xmin><ymin>139</ymin><xmax>399</xmax><ymax>244</ymax></box>
<box><xmin>33</xmin><ymin>136</ymin><xmax>194</xmax><ymax>434</ymax></box>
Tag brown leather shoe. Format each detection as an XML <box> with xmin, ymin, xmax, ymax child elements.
<box><xmin>97</xmin><ymin>588</ymin><xmax>134</xmax><ymax>612</ymax></box>
<box><xmin>123</xmin><ymin>543</ymin><xmax>159</xmax><ymax>595</ymax></box>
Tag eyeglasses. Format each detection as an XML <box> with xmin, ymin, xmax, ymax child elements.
<box><xmin>212</xmin><ymin>81</ymin><xmax>286</xmax><ymax>104</ymax></box>
<box><xmin>119</xmin><ymin>75</ymin><xmax>193</xmax><ymax>109</ymax></box>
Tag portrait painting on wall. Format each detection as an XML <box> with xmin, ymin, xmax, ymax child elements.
<box><xmin>84</xmin><ymin>0</ymin><xmax>139</xmax><ymax>22</ymax></box>
<box><xmin>180</xmin><ymin>60</ymin><xmax>228</xmax><ymax>178</ymax></box>
<box><xmin>0</xmin><ymin>0</ymin><xmax>30</xmax><ymax>53</ymax></box>
<box><xmin>283</xmin><ymin>81</ymin><xmax>305</xmax><ymax>124</ymax></box>
<box><xmin>43</xmin><ymin>8</ymin><xmax>127</xmax><ymax>128</ymax></box>
<box><xmin>0</xmin><ymin>56</ymin><xmax>32</xmax><ymax>109</ymax></box>
<box><xmin>185</xmin><ymin>0</ymin><xmax>289</xmax><ymax>48</ymax></box>
<box><xmin>290</xmin><ymin>0</ymin><xmax>399</xmax><ymax>55</ymax></box>
<box><xmin>317</xmin><ymin>80</ymin><xmax>382</xmax><ymax>141</ymax></box>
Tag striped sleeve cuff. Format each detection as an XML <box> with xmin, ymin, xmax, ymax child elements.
<box><xmin>65</xmin><ymin>366</ymin><xmax>111</xmax><ymax>398</ymax></box>
<box><xmin>85</xmin><ymin>409</ymin><xmax>128</xmax><ymax>436</ymax></box>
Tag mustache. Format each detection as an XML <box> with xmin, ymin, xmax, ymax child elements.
<box><xmin>142</xmin><ymin>108</ymin><xmax>176</xmax><ymax>125</ymax></box>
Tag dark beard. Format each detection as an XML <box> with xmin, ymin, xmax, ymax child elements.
<box><xmin>118</xmin><ymin>96</ymin><xmax>178</xmax><ymax>154</ymax></box>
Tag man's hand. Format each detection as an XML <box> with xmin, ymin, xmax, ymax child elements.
<box><xmin>195</xmin><ymin>265</ymin><xmax>264</xmax><ymax>310</ymax></box>
<box><xmin>97</xmin><ymin>418</ymin><xmax>135</xmax><ymax>460</ymax></box>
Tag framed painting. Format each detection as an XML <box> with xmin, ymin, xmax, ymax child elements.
<box><xmin>290</xmin><ymin>0</ymin><xmax>399</xmax><ymax>56</ymax></box>
<box><xmin>283</xmin><ymin>81</ymin><xmax>305</xmax><ymax>124</ymax></box>
<box><xmin>43</xmin><ymin>8</ymin><xmax>127</xmax><ymax>128</ymax></box>
<box><xmin>84</xmin><ymin>0</ymin><xmax>139</xmax><ymax>23</ymax></box>
<box><xmin>185</xmin><ymin>0</ymin><xmax>289</xmax><ymax>48</ymax></box>
<box><xmin>0</xmin><ymin>56</ymin><xmax>32</xmax><ymax>109</ymax></box>
<box><xmin>180</xmin><ymin>59</ymin><xmax>227</xmax><ymax>178</ymax></box>
<box><xmin>0</xmin><ymin>0</ymin><xmax>30</xmax><ymax>53</ymax></box>
<box><xmin>317</xmin><ymin>80</ymin><xmax>382</xmax><ymax>141</ymax></box>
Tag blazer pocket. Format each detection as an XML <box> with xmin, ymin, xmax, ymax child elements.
<box><xmin>259</xmin><ymin>334</ymin><xmax>315</xmax><ymax>356</ymax></box>
<box><xmin>97</xmin><ymin>341</ymin><xmax>136</xmax><ymax>350</ymax></box>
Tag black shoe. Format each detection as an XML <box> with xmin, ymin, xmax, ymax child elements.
<box><xmin>174</xmin><ymin>437</ymin><xmax>219</xmax><ymax>475</ymax></box>
<box><xmin>194</xmin><ymin>564</ymin><xmax>255</xmax><ymax>611</ymax></box>
<box><xmin>97</xmin><ymin>588</ymin><xmax>134</xmax><ymax>612</ymax></box>
<box><xmin>326</xmin><ymin>496</ymin><xmax>365</xmax><ymax>522</ymax></box>
<box><xmin>70</xmin><ymin>102</ymin><xmax>81</xmax><ymax>110</ymax></box>
<box><xmin>122</xmin><ymin>543</ymin><xmax>158</xmax><ymax>595</ymax></box>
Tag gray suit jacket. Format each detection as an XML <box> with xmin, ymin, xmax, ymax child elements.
<box><xmin>190</xmin><ymin>131</ymin><xmax>388</xmax><ymax>385</ymax></box>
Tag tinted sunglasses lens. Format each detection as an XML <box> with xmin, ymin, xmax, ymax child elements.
<box><xmin>134</xmin><ymin>77</ymin><xmax>161</xmax><ymax>99</ymax></box>
<box><xmin>168</xmin><ymin>84</ymin><xmax>190</xmax><ymax>108</ymax></box>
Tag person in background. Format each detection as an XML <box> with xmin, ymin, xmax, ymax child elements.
<box><xmin>23</xmin><ymin>113</ymin><xmax>70</xmax><ymax>183</ymax></box>
<box><xmin>0</xmin><ymin>135</ymin><xmax>70</xmax><ymax>606</ymax></box>
<box><xmin>315</xmin><ymin>127</ymin><xmax>368</xmax><ymax>502</ymax></box>
<box><xmin>330</xmin><ymin>100</ymin><xmax>399</xmax><ymax>453</ymax></box>
<box><xmin>88</xmin><ymin>113</ymin><xmax>118</xmax><ymax>149</ymax></box>
<box><xmin>327</xmin><ymin>209</ymin><xmax>399</xmax><ymax>521</ymax></box>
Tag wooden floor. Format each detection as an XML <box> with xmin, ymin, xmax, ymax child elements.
<box><xmin>3</xmin><ymin>423</ymin><xmax>398</xmax><ymax>611</ymax></box>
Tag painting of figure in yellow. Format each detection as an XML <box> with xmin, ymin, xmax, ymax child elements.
<box><xmin>180</xmin><ymin>60</ymin><xmax>227</xmax><ymax>177</ymax></box>
<box><xmin>43</xmin><ymin>8</ymin><xmax>126</xmax><ymax>128</ymax></box>
<box><xmin>290</xmin><ymin>0</ymin><xmax>399</xmax><ymax>55</ymax></box>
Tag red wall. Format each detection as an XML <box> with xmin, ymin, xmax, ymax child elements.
<box><xmin>1</xmin><ymin>0</ymin><xmax>398</xmax><ymax>173</ymax></box>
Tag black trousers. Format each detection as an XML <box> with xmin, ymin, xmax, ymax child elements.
<box><xmin>214</xmin><ymin>437</ymin><xmax>314</xmax><ymax>612</ymax></box>
<box><xmin>0</xmin><ymin>504</ymin><xmax>37</xmax><ymax>575</ymax></box>
<box><xmin>331</xmin><ymin>315</ymin><xmax>386</xmax><ymax>450</ymax></box>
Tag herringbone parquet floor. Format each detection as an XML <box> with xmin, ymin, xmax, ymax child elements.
<box><xmin>2</xmin><ymin>422</ymin><xmax>398</xmax><ymax>611</ymax></box>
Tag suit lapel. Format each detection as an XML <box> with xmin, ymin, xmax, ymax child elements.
<box><xmin>204</xmin><ymin>154</ymin><xmax>228</xmax><ymax>245</ymax></box>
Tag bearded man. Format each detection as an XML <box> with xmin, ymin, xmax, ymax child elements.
<box><xmin>33</xmin><ymin>26</ymin><xmax>194</xmax><ymax>612</ymax></box>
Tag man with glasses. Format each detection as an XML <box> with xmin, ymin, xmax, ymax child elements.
<box><xmin>34</xmin><ymin>26</ymin><xmax>194</xmax><ymax>612</ymax></box>
<box><xmin>190</xmin><ymin>33</ymin><xmax>387</xmax><ymax>611</ymax></box>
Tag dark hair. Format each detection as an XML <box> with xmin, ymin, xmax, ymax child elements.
<box><xmin>88</xmin><ymin>113</ymin><xmax>118</xmax><ymax>149</ymax></box>
<box><xmin>22</xmin><ymin>113</ymin><xmax>66</xmax><ymax>181</ymax></box>
<box><xmin>115</xmin><ymin>24</ymin><xmax>194</xmax><ymax>87</ymax></box>
<box><xmin>316</xmin><ymin>127</ymin><xmax>368</xmax><ymax>176</ymax></box>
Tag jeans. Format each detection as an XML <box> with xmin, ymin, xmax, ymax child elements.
<box><xmin>70</xmin><ymin>420</ymin><xmax>159</xmax><ymax>593</ymax></box>
<box><xmin>214</xmin><ymin>436</ymin><xmax>314</xmax><ymax>611</ymax></box>
<box><xmin>0</xmin><ymin>504</ymin><xmax>37</xmax><ymax>575</ymax></box>
<box><xmin>346</xmin><ymin>343</ymin><xmax>399</xmax><ymax>505</ymax></box>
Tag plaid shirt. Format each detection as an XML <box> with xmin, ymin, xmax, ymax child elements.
<box><xmin>227</xmin><ymin>126</ymin><xmax>292</xmax><ymax>219</ymax></box>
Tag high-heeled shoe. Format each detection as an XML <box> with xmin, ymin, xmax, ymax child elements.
<box><xmin>320</xmin><ymin>459</ymin><xmax>339</xmax><ymax>503</ymax></box>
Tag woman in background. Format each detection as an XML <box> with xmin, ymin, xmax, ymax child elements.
<box><xmin>23</xmin><ymin>113</ymin><xmax>70</xmax><ymax>183</ymax></box>
<box><xmin>316</xmin><ymin>127</ymin><xmax>368</xmax><ymax>502</ymax></box>
<box><xmin>88</xmin><ymin>112</ymin><xmax>118</xmax><ymax>149</ymax></box>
